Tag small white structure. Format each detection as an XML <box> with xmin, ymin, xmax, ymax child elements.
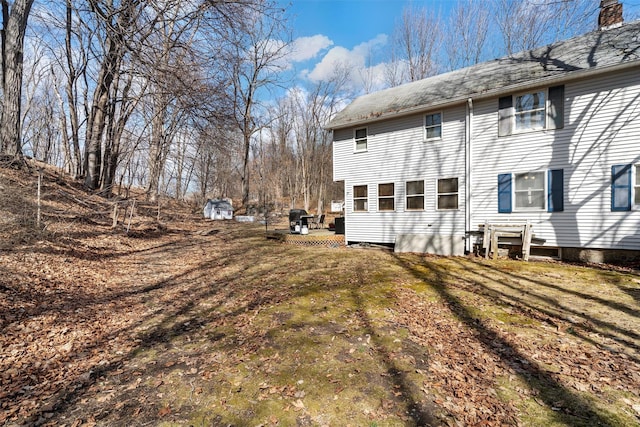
<box><xmin>330</xmin><ymin>200</ymin><xmax>344</xmax><ymax>213</ymax></box>
<box><xmin>203</xmin><ymin>199</ymin><xmax>233</xmax><ymax>220</ymax></box>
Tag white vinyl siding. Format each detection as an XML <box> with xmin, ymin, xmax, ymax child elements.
<box><xmin>334</xmin><ymin>106</ymin><xmax>467</xmax><ymax>245</ymax></box>
<box><xmin>471</xmin><ymin>68</ymin><xmax>640</xmax><ymax>250</ymax></box>
<box><xmin>334</xmin><ymin>67</ymin><xmax>640</xmax><ymax>251</ymax></box>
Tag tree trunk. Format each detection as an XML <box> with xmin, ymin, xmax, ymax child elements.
<box><xmin>241</xmin><ymin>131</ymin><xmax>251</xmax><ymax>207</ymax></box>
<box><xmin>65</xmin><ymin>0</ymin><xmax>82</xmax><ymax>178</ymax></box>
<box><xmin>0</xmin><ymin>0</ymin><xmax>34</xmax><ymax>158</ymax></box>
<box><xmin>84</xmin><ymin>0</ymin><xmax>131</xmax><ymax>190</ymax></box>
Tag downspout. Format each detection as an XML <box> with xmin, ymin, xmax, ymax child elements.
<box><xmin>465</xmin><ymin>98</ymin><xmax>473</xmax><ymax>253</ymax></box>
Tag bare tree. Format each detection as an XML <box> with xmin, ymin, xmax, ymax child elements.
<box><xmin>383</xmin><ymin>44</ymin><xmax>407</xmax><ymax>88</ymax></box>
<box><xmin>443</xmin><ymin>0</ymin><xmax>491</xmax><ymax>71</ymax></box>
<box><xmin>494</xmin><ymin>0</ymin><xmax>598</xmax><ymax>55</ymax></box>
<box><xmin>226</xmin><ymin>4</ymin><xmax>290</xmax><ymax>208</ymax></box>
<box><xmin>60</xmin><ymin>0</ymin><xmax>86</xmax><ymax>178</ymax></box>
<box><xmin>265</xmin><ymin>97</ymin><xmax>296</xmax><ymax>207</ymax></box>
<box><xmin>0</xmin><ymin>0</ymin><xmax>35</xmax><ymax>159</ymax></box>
<box><xmin>391</xmin><ymin>4</ymin><xmax>442</xmax><ymax>83</ymax></box>
<box><xmin>84</xmin><ymin>0</ymin><xmax>140</xmax><ymax>190</ymax></box>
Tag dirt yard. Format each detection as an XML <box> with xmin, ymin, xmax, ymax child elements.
<box><xmin>1</xmin><ymin>165</ymin><xmax>639</xmax><ymax>426</ymax></box>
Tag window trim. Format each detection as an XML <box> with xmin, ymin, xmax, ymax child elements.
<box><xmin>436</xmin><ymin>177</ymin><xmax>459</xmax><ymax>211</ymax></box>
<box><xmin>498</xmin><ymin>85</ymin><xmax>564</xmax><ymax>137</ymax></box>
<box><xmin>405</xmin><ymin>180</ymin><xmax>425</xmax><ymax>211</ymax></box>
<box><xmin>423</xmin><ymin>112</ymin><xmax>443</xmax><ymax>141</ymax></box>
<box><xmin>499</xmin><ymin>170</ymin><xmax>564</xmax><ymax>213</ymax></box>
<box><xmin>513</xmin><ymin>89</ymin><xmax>547</xmax><ymax>134</ymax></box>
<box><xmin>354</xmin><ymin>127</ymin><xmax>368</xmax><ymax>153</ymax></box>
<box><xmin>513</xmin><ymin>171</ymin><xmax>547</xmax><ymax>211</ymax></box>
<box><xmin>378</xmin><ymin>182</ymin><xmax>395</xmax><ymax>212</ymax></box>
<box><xmin>634</xmin><ymin>164</ymin><xmax>640</xmax><ymax>210</ymax></box>
<box><xmin>353</xmin><ymin>184</ymin><xmax>368</xmax><ymax>212</ymax></box>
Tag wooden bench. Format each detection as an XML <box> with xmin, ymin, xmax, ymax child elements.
<box><xmin>480</xmin><ymin>222</ymin><xmax>533</xmax><ymax>261</ymax></box>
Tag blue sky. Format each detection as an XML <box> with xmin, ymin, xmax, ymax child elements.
<box><xmin>278</xmin><ymin>0</ymin><xmax>454</xmax><ymax>90</ymax></box>
<box><xmin>283</xmin><ymin>0</ymin><xmax>453</xmax><ymax>48</ymax></box>
<box><xmin>276</xmin><ymin>0</ymin><xmax>640</xmax><ymax>93</ymax></box>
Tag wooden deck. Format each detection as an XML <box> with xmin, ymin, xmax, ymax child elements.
<box><xmin>266</xmin><ymin>228</ymin><xmax>345</xmax><ymax>248</ymax></box>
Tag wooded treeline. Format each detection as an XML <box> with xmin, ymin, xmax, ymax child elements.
<box><xmin>0</xmin><ymin>0</ymin><xmax>615</xmax><ymax>214</ymax></box>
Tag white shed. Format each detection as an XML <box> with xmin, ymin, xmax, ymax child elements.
<box><xmin>203</xmin><ymin>199</ymin><xmax>233</xmax><ymax>220</ymax></box>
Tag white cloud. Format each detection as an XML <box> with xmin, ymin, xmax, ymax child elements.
<box><xmin>289</xmin><ymin>35</ymin><xmax>333</xmax><ymax>62</ymax></box>
<box><xmin>305</xmin><ymin>34</ymin><xmax>389</xmax><ymax>92</ymax></box>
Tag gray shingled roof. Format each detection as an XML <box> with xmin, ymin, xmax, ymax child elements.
<box><xmin>327</xmin><ymin>20</ymin><xmax>640</xmax><ymax>130</ymax></box>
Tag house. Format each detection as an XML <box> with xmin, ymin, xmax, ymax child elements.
<box><xmin>203</xmin><ymin>199</ymin><xmax>234</xmax><ymax>220</ymax></box>
<box><xmin>327</xmin><ymin>3</ymin><xmax>640</xmax><ymax>262</ymax></box>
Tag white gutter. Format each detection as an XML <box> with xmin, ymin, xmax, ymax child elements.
<box><xmin>326</xmin><ymin>60</ymin><xmax>640</xmax><ymax>130</ymax></box>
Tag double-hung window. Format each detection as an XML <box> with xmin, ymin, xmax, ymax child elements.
<box><xmin>354</xmin><ymin>128</ymin><xmax>367</xmax><ymax>152</ymax></box>
<box><xmin>424</xmin><ymin>113</ymin><xmax>442</xmax><ymax>140</ymax></box>
<box><xmin>353</xmin><ymin>185</ymin><xmax>368</xmax><ymax>212</ymax></box>
<box><xmin>406</xmin><ymin>180</ymin><xmax>424</xmax><ymax>210</ymax></box>
<box><xmin>514</xmin><ymin>172</ymin><xmax>545</xmax><ymax>210</ymax></box>
<box><xmin>498</xmin><ymin>85</ymin><xmax>564</xmax><ymax>136</ymax></box>
<box><xmin>514</xmin><ymin>91</ymin><xmax>546</xmax><ymax>131</ymax></box>
<box><xmin>498</xmin><ymin>169</ymin><xmax>564</xmax><ymax>213</ymax></box>
<box><xmin>378</xmin><ymin>183</ymin><xmax>395</xmax><ymax>211</ymax></box>
<box><xmin>437</xmin><ymin>178</ymin><xmax>458</xmax><ymax>210</ymax></box>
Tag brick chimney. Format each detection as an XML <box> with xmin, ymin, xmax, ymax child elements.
<box><xmin>598</xmin><ymin>0</ymin><xmax>623</xmax><ymax>30</ymax></box>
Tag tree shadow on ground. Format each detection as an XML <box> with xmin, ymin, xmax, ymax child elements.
<box><xmin>459</xmin><ymin>258</ymin><xmax>640</xmax><ymax>361</ymax></box>
<box><xmin>393</xmin><ymin>254</ymin><xmax>622</xmax><ymax>426</ymax></box>
<box><xmin>349</xmin><ymin>264</ymin><xmax>441</xmax><ymax>426</ymax></box>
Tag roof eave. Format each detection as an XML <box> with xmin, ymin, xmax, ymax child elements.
<box><xmin>325</xmin><ymin>59</ymin><xmax>640</xmax><ymax>131</ymax></box>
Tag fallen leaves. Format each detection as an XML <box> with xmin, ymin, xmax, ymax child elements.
<box><xmin>1</xmin><ymin>166</ymin><xmax>640</xmax><ymax>426</ymax></box>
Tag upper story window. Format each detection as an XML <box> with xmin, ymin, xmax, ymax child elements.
<box><xmin>354</xmin><ymin>127</ymin><xmax>367</xmax><ymax>152</ymax></box>
<box><xmin>378</xmin><ymin>183</ymin><xmax>395</xmax><ymax>211</ymax></box>
<box><xmin>514</xmin><ymin>91</ymin><xmax>546</xmax><ymax>131</ymax></box>
<box><xmin>437</xmin><ymin>178</ymin><xmax>458</xmax><ymax>210</ymax></box>
<box><xmin>353</xmin><ymin>185</ymin><xmax>368</xmax><ymax>212</ymax></box>
<box><xmin>499</xmin><ymin>85</ymin><xmax>564</xmax><ymax>136</ymax></box>
<box><xmin>406</xmin><ymin>180</ymin><xmax>425</xmax><ymax>210</ymax></box>
<box><xmin>424</xmin><ymin>112</ymin><xmax>442</xmax><ymax>140</ymax></box>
